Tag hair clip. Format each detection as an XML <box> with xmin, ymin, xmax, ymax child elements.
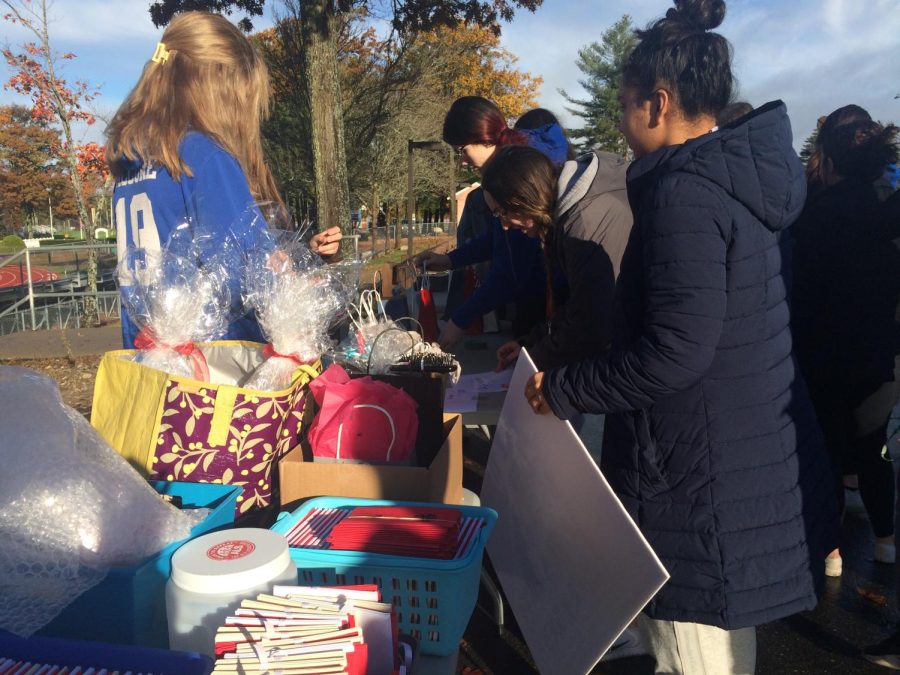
<box><xmin>151</xmin><ymin>42</ymin><xmax>170</xmax><ymax>64</ymax></box>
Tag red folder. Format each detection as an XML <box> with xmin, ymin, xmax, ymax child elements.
<box><xmin>326</xmin><ymin>506</ymin><xmax>461</xmax><ymax>559</ymax></box>
<box><xmin>346</xmin><ymin>643</ymin><xmax>369</xmax><ymax>674</ymax></box>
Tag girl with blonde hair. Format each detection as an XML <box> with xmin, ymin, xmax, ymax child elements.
<box><xmin>107</xmin><ymin>11</ymin><xmax>339</xmax><ymax>347</ymax></box>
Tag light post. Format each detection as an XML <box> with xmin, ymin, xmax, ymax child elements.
<box><xmin>46</xmin><ymin>188</ymin><xmax>54</xmax><ymax>237</ymax></box>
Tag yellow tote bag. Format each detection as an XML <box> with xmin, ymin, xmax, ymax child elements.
<box><xmin>91</xmin><ymin>341</ymin><xmax>319</xmax><ymax>515</ymax></box>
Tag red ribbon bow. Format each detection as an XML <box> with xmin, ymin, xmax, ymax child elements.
<box><xmin>262</xmin><ymin>342</ymin><xmax>314</xmax><ymax>366</ymax></box>
<box><xmin>134</xmin><ymin>327</ymin><xmax>210</xmax><ymax>381</ymax></box>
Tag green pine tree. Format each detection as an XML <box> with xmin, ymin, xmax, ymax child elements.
<box><xmin>799</xmin><ymin>127</ymin><xmax>819</xmax><ymax>167</ymax></box>
<box><xmin>560</xmin><ymin>15</ymin><xmax>637</xmax><ymax>156</ymax></box>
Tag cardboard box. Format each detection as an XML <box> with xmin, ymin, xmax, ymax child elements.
<box><xmin>279</xmin><ymin>413</ymin><xmax>462</xmax><ymax>509</ymax></box>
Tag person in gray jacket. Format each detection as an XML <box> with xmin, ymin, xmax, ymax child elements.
<box><xmin>485</xmin><ymin>144</ymin><xmax>633</xmax><ymax>371</ymax></box>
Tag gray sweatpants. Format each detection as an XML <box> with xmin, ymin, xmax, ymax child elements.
<box><xmin>638</xmin><ymin>615</ymin><xmax>757</xmax><ymax>675</ymax></box>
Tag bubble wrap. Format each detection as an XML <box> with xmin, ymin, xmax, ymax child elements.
<box><xmin>0</xmin><ymin>367</ymin><xmax>204</xmax><ymax>637</ymax></box>
<box><xmin>118</xmin><ymin>226</ymin><xmax>235</xmax><ymax>379</ymax></box>
<box><xmin>243</xmin><ymin>235</ymin><xmax>351</xmax><ymax>390</ymax></box>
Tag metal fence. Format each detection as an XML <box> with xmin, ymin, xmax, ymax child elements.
<box><xmin>0</xmin><ymin>225</ymin><xmax>451</xmax><ymax>337</ymax></box>
<box><xmin>0</xmin><ymin>243</ymin><xmax>118</xmax><ymax>336</ymax></box>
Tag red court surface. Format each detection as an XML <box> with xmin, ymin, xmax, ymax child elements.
<box><xmin>0</xmin><ymin>264</ymin><xmax>60</xmax><ymax>288</ymax></box>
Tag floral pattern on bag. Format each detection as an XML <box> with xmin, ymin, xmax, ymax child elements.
<box><xmin>148</xmin><ymin>378</ymin><xmax>312</xmax><ymax>514</ymax></box>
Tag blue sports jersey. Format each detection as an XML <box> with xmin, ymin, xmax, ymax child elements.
<box><xmin>113</xmin><ymin>132</ymin><xmax>268</xmax><ymax>347</ymax></box>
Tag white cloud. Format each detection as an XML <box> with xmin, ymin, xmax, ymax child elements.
<box><xmin>498</xmin><ymin>0</ymin><xmax>900</xmax><ymax>150</ymax></box>
<box><xmin>724</xmin><ymin>0</ymin><xmax>900</xmax><ymax>146</ymax></box>
<box><xmin>497</xmin><ymin>0</ymin><xmax>663</xmax><ymax>127</ymax></box>
<box><xmin>2</xmin><ymin>0</ymin><xmax>160</xmax><ymax>44</ymax></box>
<box><xmin>2</xmin><ymin>0</ymin><xmax>898</xmax><ymax>151</ymax></box>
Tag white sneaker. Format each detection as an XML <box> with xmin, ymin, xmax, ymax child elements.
<box><xmin>601</xmin><ymin>628</ymin><xmax>645</xmax><ymax>661</ymax></box>
<box><xmin>825</xmin><ymin>554</ymin><xmax>843</xmax><ymax>577</ymax></box>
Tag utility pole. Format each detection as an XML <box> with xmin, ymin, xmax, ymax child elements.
<box><xmin>47</xmin><ymin>189</ymin><xmax>54</xmax><ymax>236</ymax></box>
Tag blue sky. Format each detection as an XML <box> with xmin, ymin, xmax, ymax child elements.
<box><xmin>2</xmin><ymin>0</ymin><xmax>898</xmax><ymax>151</ymax></box>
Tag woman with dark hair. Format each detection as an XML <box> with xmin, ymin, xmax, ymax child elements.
<box><xmin>804</xmin><ymin>104</ymin><xmax>872</xmax><ymax>197</ymax></box>
<box><xmin>415</xmin><ymin>98</ymin><xmax>568</xmax><ymax>350</ymax></box>
<box><xmin>514</xmin><ymin>107</ymin><xmax>576</xmax><ymax>161</ymax></box>
<box><xmin>482</xmin><ymin>145</ymin><xmax>632</xmax><ymax>371</ymax></box>
<box><xmin>792</xmin><ymin>110</ymin><xmax>900</xmax><ymax>580</ymax></box>
<box><xmin>523</xmin><ymin>0</ymin><xmax>836</xmax><ymax>671</ymax></box>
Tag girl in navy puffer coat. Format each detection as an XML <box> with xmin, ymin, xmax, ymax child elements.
<box><xmin>524</xmin><ymin>0</ymin><xmax>837</xmax><ymax>672</ymax></box>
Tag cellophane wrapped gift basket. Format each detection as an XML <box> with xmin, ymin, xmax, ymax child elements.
<box><xmin>93</xmin><ymin>219</ymin><xmax>349</xmax><ymax>516</ymax></box>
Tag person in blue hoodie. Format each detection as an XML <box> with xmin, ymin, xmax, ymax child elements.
<box><xmin>414</xmin><ymin>99</ymin><xmax>569</xmax><ymax>351</ymax></box>
<box><xmin>523</xmin><ymin>0</ymin><xmax>837</xmax><ymax>671</ymax></box>
<box><xmin>106</xmin><ymin>12</ymin><xmax>340</xmax><ymax>349</ymax></box>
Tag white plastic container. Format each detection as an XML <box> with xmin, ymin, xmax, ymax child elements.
<box><xmin>165</xmin><ymin>527</ymin><xmax>297</xmax><ymax>655</ymax></box>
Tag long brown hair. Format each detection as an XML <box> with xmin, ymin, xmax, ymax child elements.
<box><xmin>105</xmin><ymin>12</ymin><xmax>282</xmax><ymax>206</ymax></box>
<box><xmin>481</xmin><ymin>145</ymin><xmax>558</xmax><ymax>236</ymax></box>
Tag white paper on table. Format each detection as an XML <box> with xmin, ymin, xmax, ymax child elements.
<box><xmin>443</xmin><ymin>369</ymin><xmax>513</xmax><ymax>414</ymax></box>
<box><xmin>480</xmin><ymin>349</ymin><xmax>669</xmax><ymax>675</ymax></box>
<box><xmin>443</xmin><ymin>383</ymin><xmax>478</xmax><ymax>414</ymax></box>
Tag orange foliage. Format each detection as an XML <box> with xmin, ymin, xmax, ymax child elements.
<box><xmin>2</xmin><ymin>44</ymin><xmax>98</xmax><ymax>127</ymax></box>
<box><xmin>76</xmin><ymin>142</ymin><xmax>109</xmax><ymax>182</ymax></box>
<box><xmin>413</xmin><ymin>22</ymin><xmax>542</xmax><ymax>117</ymax></box>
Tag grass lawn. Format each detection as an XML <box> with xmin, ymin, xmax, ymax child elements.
<box><xmin>361</xmin><ymin>235</ymin><xmax>453</xmax><ymax>281</ymax></box>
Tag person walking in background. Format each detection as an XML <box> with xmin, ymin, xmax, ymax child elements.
<box><xmin>106</xmin><ymin>11</ymin><xmax>340</xmax><ymax>348</ymax></box>
<box><xmin>522</xmin><ymin>0</ymin><xmax>837</xmax><ymax>671</ymax></box>
<box><xmin>792</xmin><ymin>106</ymin><xmax>900</xmax><ymax>579</ymax></box>
<box><xmin>414</xmin><ymin>98</ymin><xmax>569</xmax><ymax>351</ymax></box>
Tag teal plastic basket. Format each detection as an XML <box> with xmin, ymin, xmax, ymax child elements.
<box><xmin>271</xmin><ymin>496</ymin><xmax>497</xmax><ymax>656</ymax></box>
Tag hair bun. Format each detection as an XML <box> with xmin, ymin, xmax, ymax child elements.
<box><xmin>666</xmin><ymin>0</ymin><xmax>726</xmax><ymax>31</ymax></box>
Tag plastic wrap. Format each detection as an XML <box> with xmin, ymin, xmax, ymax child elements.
<box><xmin>117</xmin><ymin>223</ymin><xmax>236</xmax><ymax>380</ymax></box>
<box><xmin>331</xmin><ymin>289</ymin><xmax>427</xmax><ymax>374</ymax></box>
<box><xmin>242</xmin><ymin>232</ymin><xmax>351</xmax><ymax>390</ymax></box>
<box><xmin>0</xmin><ymin>366</ymin><xmax>205</xmax><ymax>637</ymax></box>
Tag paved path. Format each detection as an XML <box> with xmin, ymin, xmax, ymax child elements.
<box><xmin>0</xmin><ymin>324</ymin><xmax>121</xmax><ymax>360</ymax></box>
<box><xmin>459</xmin><ymin>425</ymin><xmax>900</xmax><ymax>674</ymax></box>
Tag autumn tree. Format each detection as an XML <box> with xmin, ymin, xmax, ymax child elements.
<box><xmin>2</xmin><ymin>0</ymin><xmax>103</xmax><ymax>324</ymax></box>
<box><xmin>561</xmin><ymin>15</ymin><xmax>636</xmax><ymax>156</ymax></box>
<box><xmin>252</xmin><ymin>23</ymin><xmax>315</xmax><ymax>223</ymax></box>
<box><xmin>78</xmin><ymin>142</ymin><xmax>113</xmax><ymax>231</ymax></box>
<box><xmin>347</xmin><ymin>19</ymin><xmax>541</xmax><ymax>241</ymax></box>
<box><xmin>150</xmin><ymin>0</ymin><xmax>544</xmax><ymax>253</ymax></box>
<box><xmin>0</xmin><ymin>106</ymin><xmax>78</xmax><ymax>235</ymax></box>
<box><xmin>255</xmin><ymin>12</ymin><xmax>542</xmax><ymax>249</ymax></box>
<box><xmin>412</xmin><ymin>22</ymin><xmax>541</xmax><ymax>117</ymax></box>
<box><xmin>0</xmin><ymin>105</ymin><xmax>54</xmax><ymax>233</ymax></box>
